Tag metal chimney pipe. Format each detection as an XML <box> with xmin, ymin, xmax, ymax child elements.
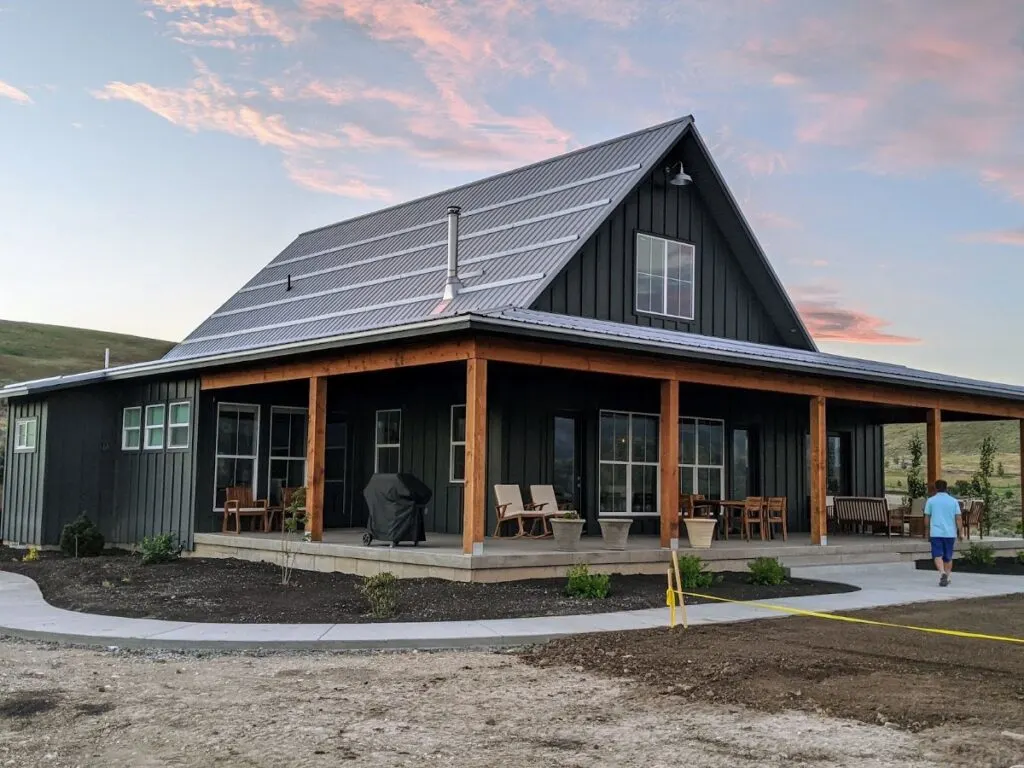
<box><xmin>104</xmin><ymin>348</ymin><xmax>110</xmax><ymax>369</ymax></box>
<box><xmin>442</xmin><ymin>205</ymin><xmax>463</xmax><ymax>301</ymax></box>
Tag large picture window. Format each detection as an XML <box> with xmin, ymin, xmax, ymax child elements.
<box><xmin>375</xmin><ymin>409</ymin><xmax>401</xmax><ymax>473</ymax></box>
<box><xmin>635</xmin><ymin>232</ymin><xmax>695</xmax><ymax>320</ymax></box>
<box><xmin>679</xmin><ymin>417</ymin><xmax>725</xmax><ymax>500</ymax></box>
<box><xmin>215</xmin><ymin>403</ymin><xmax>259</xmax><ymax>509</ymax></box>
<box><xmin>599</xmin><ymin>411</ymin><xmax>659</xmax><ymax>516</ymax></box>
<box><xmin>450</xmin><ymin>404</ymin><xmax>466</xmax><ymax>483</ymax></box>
<box><xmin>268</xmin><ymin>407</ymin><xmax>307</xmax><ymax>506</ymax></box>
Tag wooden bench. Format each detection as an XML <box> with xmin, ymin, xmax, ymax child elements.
<box><xmin>832</xmin><ymin>496</ymin><xmax>902</xmax><ymax>537</ymax></box>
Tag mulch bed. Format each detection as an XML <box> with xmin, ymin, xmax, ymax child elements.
<box><xmin>0</xmin><ymin>546</ymin><xmax>857</xmax><ymax>624</ymax></box>
<box><xmin>521</xmin><ymin>594</ymin><xmax>1024</xmax><ymax>734</ymax></box>
<box><xmin>914</xmin><ymin>555</ymin><xmax>1024</xmax><ymax>576</ymax></box>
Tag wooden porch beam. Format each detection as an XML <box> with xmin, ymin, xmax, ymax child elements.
<box><xmin>659</xmin><ymin>379</ymin><xmax>680</xmax><ymax>549</ymax></box>
<box><xmin>462</xmin><ymin>357</ymin><xmax>487</xmax><ymax>555</ymax></box>
<box><xmin>304</xmin><ymin>376</ymin><xmax>327</xmax><ymax>543</ymax></box>
<box><xmin>926</xmin><ymin>408</ymin><xmax>942</xmax><ymax>495</ymax></box>
<box><xmin>809</xmin><ymin>396</ymin><xmax>827</xmax><ymax>546</ymax></box>
<box><xmin>200</xmin><ymin>339</ymin><xmax>476</xmax><ymax>390</ymax></box>
<box><xmin>474</xmin><ymin>338</ymin><xmax>1024</xmax><ymax>420</ymax></box>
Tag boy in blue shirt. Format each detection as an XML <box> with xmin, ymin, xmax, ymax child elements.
<box><xmin>923</xmin><ymin>479</ymin><xmax>963</xmax><ymax>587</ymax></box>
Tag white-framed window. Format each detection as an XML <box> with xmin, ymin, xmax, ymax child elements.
<box><xmin>374</xmin><ymin>409</ymin><xmax>401</xmax><ymax>473</ymax></box>
<box><xmin>168</xmin><ymin>401</ymin><xmax>192</xmax><ymax>449</ymax></box>
<box><xmin>13</xmin><ymin>417</ymin><xmax>38</xmax><ymax>453</ymax></box>
<box><xmin>214</xmin><ymin>403</ymin><xmax>260</xmax><ymax>509</ymax></box>
<box><xmin>680</xmin><ymin>417</ymin><xmax>725</xmax><ymax>500</ymax></box>
<box><xmin>635</xmin><ymin>232</ymin><xmax>696</xmax><ymax>320</ymax></box>
<box><xmin>599</xmin><ymin>410</ymin><xmax>660</xmax><ymax>517</ymax></box>
<box><xmin>450</xmin><ymin>404</ymin><xmax>466</xmax><ymax>483</ymax></box>
<box><xmin>144</xmin><ymin>404</ymin><xmax>166</xmax><ymax>450</ymax></box>
<box><xmin>268</xmin><ymin>406</ymin><xmax>307</xmax><ymax>506</ymax></box>
<box><xmin>121</xmin><ymin>407</ymin><xmax>142</xmax><ymax>450</ymax></box>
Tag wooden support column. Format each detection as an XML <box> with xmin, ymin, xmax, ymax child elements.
<box><xmin>1019</xmin><ymin>420</ymin><xmax>1023</xmax><ymax>540</ymax></box>
<box><xmin>809</xmin><ymin>396</ymin><xmax>827</xmax><ymax>546</ymax></box>
<box><xmin>926</xmin><ymin>408</ymin><xmax>942</xmax><ymax>495</ymax></box>
<box><xmin>462</xmin><ymin>357</ymin><xmax>488</xmax><ymax>555</ymax></box>
<box><xmin>660</xmin><ymin>379</ymin><xmax>680</xmax><ymax>549</ymax></box>
<box><xmin>305</xmin><ymin>376</ymin><xmax>327</xmax><ymax>543</ymax></box>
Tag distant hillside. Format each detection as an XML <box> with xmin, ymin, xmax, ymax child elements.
<box><xmin>885</xmin><ymin>421</ymin><xmax>1020</xmax><ymax>463</ymax></box>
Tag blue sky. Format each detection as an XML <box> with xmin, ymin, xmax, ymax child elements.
<box><xmin>1</xmin><ymin>0</ymin><xmax>1023</xmax><ymax>382</ymax></box>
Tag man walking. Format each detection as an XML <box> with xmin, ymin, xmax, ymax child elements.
<box><xmin>923</xmin><ymin>479</ymin><xmax>963</xmax><ymax>587</ymax></box>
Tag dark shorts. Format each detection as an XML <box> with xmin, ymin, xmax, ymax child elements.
<box><xmin>931</xmin><ymin>537</ymin><xmax>956</xmax><ymax>562</ymax></box>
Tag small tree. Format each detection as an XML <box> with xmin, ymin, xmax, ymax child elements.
<box><xmin>997</xmin><ymin>461</ymin><xmax>1005</xmax><ymax>478</ymax></box>
<box><xmin>971</xmin><ymin>436</ymin><xmax>998</xmax><ymax>536</ymax></box>
<box><xmin>906</xmin><ymin>434</ymin><xmax>927</xmax><ymax>499</ymax></box>
<box><xmin>278</xmin><ymin>487</ymin><xmax>307</xmax><ymax>586</ymax></box>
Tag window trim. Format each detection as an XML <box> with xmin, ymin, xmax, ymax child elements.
<box><xmin>374</xmin><ymin>408</ymin><xmax>402</xmax><ymax>473</ymax></box>
<box><xmin>634</xmin><ymin>230</ymin><xmax>697</xmax><ymax>322</ymax></box>
<box><xmin>167</xmin><ymin>401</ymin><xmax>192</xmax><ymax>450</ymax></box>
<box><xmin>598</xmin><ymin>409</ymin><xmax>661</xmax><ymax>518</ymax></box>
<box><xmin>213</xmin><ymin>402</ymin><xmax>261</xmax><ymax>512</ymax></box>
<box><xmin>450</xmin><ymin>404</ymin><xmax>467</xmax><ymax>484</ymax></box>
<box><xmin>143</xmin><ymin>404</ymin><xmax>166</xmax><ymax>451</ymax></box>
<box><xmin>13</xmin><ymin>417</ymin><xmax>38</xmax><ymax>453</ymax></box>
<box><xmin>266</xmin><ymin>405</ymin><xmax>308</xmax><ymax>503</ymax></box>
<box><xmin>678</xmin><ymin>416</ymin><xmax>726</xmax><ymax>500</ymax></box>
<box><xmin>121</xmin><ymin>406</ymin><xmax>142</xmax><ymax>451</ymax></box>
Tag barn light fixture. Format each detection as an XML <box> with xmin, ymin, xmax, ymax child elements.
<box><xmin>666</xmin><ymin>161</ymin><xmax>693</xmax><ymax>186</ymax></box>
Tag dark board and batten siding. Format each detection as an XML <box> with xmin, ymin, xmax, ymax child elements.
<box><xmin>532</xmin><ymin>176</ymin><xmax>785</xmax><ymax>346</ymax></box>
<box><xmin>1</xmin><ymin>399</ymin><xmax>47</xmax><ymax>545</ymax></box>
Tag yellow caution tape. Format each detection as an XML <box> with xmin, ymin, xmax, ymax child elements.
<box><xmin>668</xmin><ymin>588</ymin><xmax>1024</xmax><ymax>644</ymax></box>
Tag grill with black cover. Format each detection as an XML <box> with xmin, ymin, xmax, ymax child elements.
<box><xmin>361</xmin><ymin>473</ymin><xmax>432</xmax><ymax>547</ymax></box>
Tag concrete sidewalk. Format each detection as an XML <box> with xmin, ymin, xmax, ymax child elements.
<box><xmin>0</xmin><ymin>563</ymin><xmax>1020</xmax><ymax>651</ymax></box>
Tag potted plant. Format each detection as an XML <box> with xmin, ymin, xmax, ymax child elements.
<box><xmin>683</xmin><ymin>516</ymin><xmax>717</xmax><ymax>549</ymax></box>
<box><xmin>598</xmin><ymin>518</ymin><xmax>632</xmax><ymax>550</ymax></box>
<box><xmin>549</xmin><ymin>510</ymin><xmax>585</xmax><ymax>550</ymax></box>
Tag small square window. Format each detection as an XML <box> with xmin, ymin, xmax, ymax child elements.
<box><xmin>168</xmin><ymin>401</ymin><xmax>191</xmax><ymax>449</ymax></box>
<box><xmin>14</xmin><ymin>417</ymin><xmax>37</xmax><ymax>452</ymax></box>
<box><xmin>122</xmin><ymin>407</ymin><xmax>142</xmax><ymax>450</ymax></box>
<box><xmin>144</xmin><ymin>404</ymin><xmax>166</xmax><ymax>450</ymax></box>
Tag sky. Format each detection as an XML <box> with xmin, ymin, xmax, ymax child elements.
<box><xmin>1</xmin><ymin>0</ymin><xmax>1023</xmax><ymax>383</ymax></box>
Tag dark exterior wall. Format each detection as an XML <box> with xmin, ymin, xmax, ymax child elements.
<box><xmin>1</xmin><ymin>399</ymin><xmax>47</xmax><ymax>545</ymax></box>
<box><xmin>532</xmin><ymin>176</ymin><xmax>786</xmax><ymax>346</ymax></box>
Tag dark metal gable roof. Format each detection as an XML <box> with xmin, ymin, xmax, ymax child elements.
<box><xmin>163</xmin><ymin>116</ymin><xmax>696</xmax><ymax>362</ymax></box>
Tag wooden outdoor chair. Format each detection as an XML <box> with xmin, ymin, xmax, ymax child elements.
<box><xmin>741</xmin><ymin>496</ymin><xmax>766</xmax><ymax>541</ymax></box>
<box><xmin>268</xmin><ymin>486</ymin><xmax>306</xmax><ymax>532</ymax></box>
<box><xmin>529</xmin><ymin>485</ymin><xmax>573</xmax><ymax>535</ymax></box>
<box><xmin>222</xmin><ymin>485</ymin><xmax>270</xmax><ymax>534</ymax></box>
<box><xmin>906</xmin><ymin>497</ymin><xmax>926</xmax><ymax>538</ymax></box>
<box><xmin>492</xmin><ymin>484</ymin><xmax>551</xmax><ymax>538</ymax></box>
<box><xmin>832</xmin><ymin>497</ymin><xmax>899</xmax><ymax>537</ymax></box>
<box><xmin>963</xmin><ymin>500</ymin><xmax>985</xmax><ymax>540</ymax></box>
<box><xmin>764</xmin><ymin>496</ymin><xmax>788</xmax><ymax>541</ymax></box>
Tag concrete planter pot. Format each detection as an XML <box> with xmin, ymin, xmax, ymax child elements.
<box><xmin>683</xmin><ymin>517</ymin><xmax>717</xmax><ymax>549</ymax></box>
<box><xmin>599</xmin><ymin>518</ymin><xmax>632</xmax><ymax>550</ymax></box>
<box><xmin>550</xmin><ymin>518</ymin><xmax>585</xmax><ymax>550</ymax></box>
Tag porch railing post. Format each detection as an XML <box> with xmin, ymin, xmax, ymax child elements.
<box><xmin>305</xmin><ymin>375</ymin><xmax>327</xmax><ymax>543</ymax></box>
<box><xmin>462</xmin><ymin>357</ymin><xmax>487</xmax><ymax>555</ymax></box>
<box><xmin>660</xmin><ymin>379</ymin><xmax>680</xmax><ymax>549</ymax></box>
<box><xmin>809</xmin><ymin>395</ymin><xmax>827</xmax><ymax>546</ymax></box>
<box><xmin>926</xmin><ymin>408</ymin><xmax>942</xmax><ymax>496</ymax></box>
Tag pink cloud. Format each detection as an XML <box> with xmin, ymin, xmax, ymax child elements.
<box><xmin>0</xmin><ymin>79</ymin><xmax>32</xmax><ymax>104</ymax></box>
<box><xmin>793</xmin><ymin>285</ymin><xmax>918</xmax><ymax>345</ymax></box>
<box><xmin>960</xmin><ymin>227</ymin><xmax>1024</xmax><ymax>247</ymax></box>
<box><xmin>282</xmin><ymin>156</ymin><xmax>392</xmax><ymax>200</ymax></box>
<box><xmin>147</xmin><ymin>0</ymin><xmax>297</xmax><ymax>43</ymax></box>
<box><xmin>752</xmin><ymin>210</ymin><xmax>801</xmax><ymax>230</ymax></box>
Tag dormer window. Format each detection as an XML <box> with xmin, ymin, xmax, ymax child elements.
<box><xmin>635</xmin><ymin>232</ymin><xmax>695</xmax><ymax>320</ymax></box>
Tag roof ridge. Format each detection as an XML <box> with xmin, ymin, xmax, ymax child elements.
<box><xmin>297</xmin><ymin>114</ymin><xmax>695</xmax><ymax>239</ymax></box>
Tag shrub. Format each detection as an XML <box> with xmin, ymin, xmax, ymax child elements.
<box><xmin>675</xmin><ymin>555</ymin><xmax>715</xmax><ymax>589</ymax></box>
<box><xmin>961</xmin><ymin>542</ymin><xmax>996</xmax><ymax>568</ymax></box>
<box><xmin>1015</xmin><ymin>550</ymin><xmax>1024</xmax><ymax>566</ymax></box>
<box><xmin>140</xmin><ymin>533</ymin><xmax>180</xmax><ymax>565</ymax></box>
<box><xmin>21</xmin><ymin>548</ymin><xmax>39</xmax><ymax>563</ymax></box>
<box><xmin>748</xmin><ymin>557</ymin><xmax>787</xmax><ymax>586</ymax></box>
<box><xmin>359</xmin><ymin>572</ymin><xmax>399</xmax><ymax>618</ymax></box>
<box><xmin>59</xmin><ymin>515</ymin><xmax>105</xmax><ymax>558</ymax></box>
<box><xmin>565</xmin><ymin>564</ymin><xmax>611</xmax><ymax>599</ymax></box>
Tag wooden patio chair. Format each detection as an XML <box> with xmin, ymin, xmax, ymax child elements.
<box><xmin>492</xmin><ymin>485</ymin><xmax>550</xmax><ymax>538</ymax></box>
<box><xmin>268</xmin><ymin>486</ymin><xmax>306</xmax><ymax>532</ymax></box>
<box><xmin>529</xmin><ymin>485</ymin><xmax>573</xmax><ymax>536</ymax></box>
<box><xmin>906</xmin><ymin>497</ymin><xmax>926</xmax><ymax>538</ymax></box>
<box><xmin>764</xmin><ymin>496</ymin><xmax>788</xmax><ymax>541</ymax></box>
<box><xmin>741</xmin><ymin>496</ymin><xmax>766</xmax><ymax>541</ymax></box>
<box><xmin>223</xmin><ymin>485</ymin><xmax>270</xmax><ymax>534</ymax></box>
<box><xmin>963</xmin><ymin>500</ymin><xmax>985</xmax><ymax>540</ymax></box>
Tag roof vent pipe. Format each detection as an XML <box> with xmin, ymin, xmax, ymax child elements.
<box><xmin>104</xmin><ymin>348</ymin><xmax>110</xmax><ymax>369</ymax></box>
<box><xmin>442</xmin><ymin>205</ymin><xmax>463</xmax><ymax>301</ymax></box>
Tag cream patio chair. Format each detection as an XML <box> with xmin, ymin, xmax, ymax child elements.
<box><xmin>529</xmin><ymin>485</ymin><xmax>575</xmax><ymax>535</ymax></box>
<box><xmin>493</xmin><ymin>484</ymin><xmax>552</xmax><ymax>538</ymax></box>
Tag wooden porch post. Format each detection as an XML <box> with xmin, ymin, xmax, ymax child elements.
<box><xmin>462</xmin><ymin>357</ymin><xmax>487</xmax><ymax>555</ymax></box>
<box><xmin>660</xmin><ymin>379</ymin><xmax>680</xmax><ymax>549</ymax></box>
<box><xmin>926</xmin><ymin>408</ymin><xmax>942</xmax><ymax>495</ymax></box>
<box><xmin>305</xmin><ymin>376</ymin><xmax>327</xmax><ymax>543</ymax></box>
<box><xmin>1019</xmin><ymin>419</ymin><xmax>1023</xmax><ymax>539</ymax></box>
<box><xmin>809</xmin><ymin>396</ymin><xmax>827</xmax><ymax>546</ymax></box>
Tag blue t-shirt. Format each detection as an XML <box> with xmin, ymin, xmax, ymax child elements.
<box><xmin>924</xmin><ymin>492</ymin><xmax>961</xmax><ymax>538</ymax></box>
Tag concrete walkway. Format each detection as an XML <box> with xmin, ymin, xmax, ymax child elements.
<box><xmin>0</xmin><ymin>563</ymin><xmax>1021</xmax><ymax>651</ymax></box>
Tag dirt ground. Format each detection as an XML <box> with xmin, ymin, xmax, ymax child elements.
<box><xmin>0</xmin><ymin>637</ymin><xmax>1018</xmax><ymax>768</ymax></box>
<box><xmin>0</xmin><ymin>548</ymin><xmax>854</xmax><ymax>623</ymax></box>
